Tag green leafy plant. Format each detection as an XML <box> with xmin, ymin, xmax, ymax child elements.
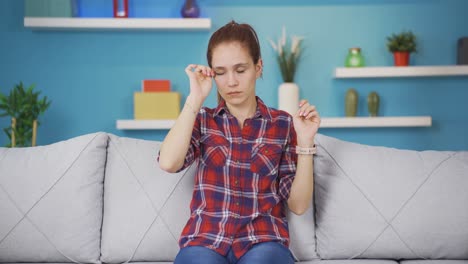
<box><xmin>386</xmin><ymin>31</ymin><xmax>417</xmax><ymax>53</ymax></box>
<box><xmin>0</xmin><ymin>82</ymin><xmax>51</xmax><ymax>147</ymax></box>
<box><xmin>269</xmin><ymin>27</ymin><xmax>304</xmax><ymax>83</ymax></box>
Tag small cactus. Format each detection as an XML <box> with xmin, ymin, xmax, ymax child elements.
<box><xmin>367</xmin><ymin>91</ymin><xmax>380</xmax><ymax>117</ymax></box>
<box><xmin>345</xmin><ymin>88</ymin><xmax>358</xmax><ymax>117</ymax></box>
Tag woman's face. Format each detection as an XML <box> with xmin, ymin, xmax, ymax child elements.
<box><xmin>211</xmin><ymin>41</ymin><xmax>262</xmax><ymax>107</ymax></box>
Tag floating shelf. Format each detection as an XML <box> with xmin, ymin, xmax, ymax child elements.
<box><xmin>334</xmin><ymin>65</ymin><xmax>468</xmax><ymax>78</ymax></box>
<box><xmin>24</xmin><ymin>17</ymin><xmax>212</xmax><ymax>30</ymax></box>
<box><xmin>117</xmin><ymin>119</ymin><xmax>176</xmax><ymax>130</ymax></box>
<box><xmin>116</xmin><ymin>116</ymin><xmax>432</xmax><ymax>130</ymax></box>
<box><xmin>319</xmin><ymin>116</ymin><xmax>432</xmax><ymax>128</ymax></box>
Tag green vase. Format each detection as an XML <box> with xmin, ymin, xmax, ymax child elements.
<box><xmin>345</xmin><ymin>88</ymin><xmax>358</xmax><ymax>117</ymax></box>
<box><xmin>345</xmin><ymin>47</ymin><xmax>365</xmax><ymax>67</ymax></box>
<box><xmin>367</xmin><ymin>91</ymin><xmax>380</xmax><ymax>116</ymax></box>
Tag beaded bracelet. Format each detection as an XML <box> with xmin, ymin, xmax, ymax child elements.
<box><xmin>295</xmin><ymin>145</ymin><xmax>317</xmax><ymax>155</ymax></box>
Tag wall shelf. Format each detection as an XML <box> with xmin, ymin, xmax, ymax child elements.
<box><xmin>24</xmin><ymin>17</ymin><xmax>212</xmax><ymax>31</ymax></box>
<box><xmin>334</xmin><ymin>65</ymin><xmax>468</xmax><ymax>78</ymax></box>
<box><xmin>116</xmin><ymin>116</ymin><xmax>432</xmax><ymax>130</ymax></box>
<box><xmin>117</xmin><ymin>119</ymin><xmax>176</xmax><ymax>130</ymax></box>
<box><xmin>319</xmin><ymin>116</ymin><xmax>432</xmax><ymax>128</ymax></box>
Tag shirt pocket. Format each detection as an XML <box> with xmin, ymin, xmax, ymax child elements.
<box><xmin>251</xmin><ymin>143</ymin><xmax>283</xmax><ymax>176</ymax></box>
<box><xmin>200</xmin><ymin>134</ymin><xmax>230</xmax><ymax>168</ymax></box>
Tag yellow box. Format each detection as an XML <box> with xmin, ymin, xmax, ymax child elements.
<box><xmin>134</xmin><ymin>92</ymin><xmax>180</xmax><ymax>119</ymax></box>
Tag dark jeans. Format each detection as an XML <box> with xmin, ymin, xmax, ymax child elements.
<box><xmin>174</xmin><ymin>242</ymin><xmax>295</xmax><ymax>264</ymax></box>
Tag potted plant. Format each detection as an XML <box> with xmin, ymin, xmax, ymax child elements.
<box><xmin>386</xmin><ymin>31</ymin><xmax>417</xmax><ymax>66</ymax></box>
<box><xmin>269</xmin><ymin>27</ymin><xmax>304</xmax><ymax>115</ymax></box>
<box><xmin>0</xmin><ymin>82</ymin><xmax>51</xmax><ymax>147</ymax></box>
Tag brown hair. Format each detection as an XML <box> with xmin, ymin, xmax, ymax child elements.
<box><xmin>207</xmin><ymin>21</ymin><xmax>262</xmax><ymax>103</ymax></box>
<box><xmin>207</xmin><ymin>20</ymin><xmax>261</xmax><ymax>67</ymax></box>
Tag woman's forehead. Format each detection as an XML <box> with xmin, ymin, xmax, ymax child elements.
<box><xmin>212</xmin><ymin>42</ymin><xmax>253</xmax><ymax>68</ymax></box>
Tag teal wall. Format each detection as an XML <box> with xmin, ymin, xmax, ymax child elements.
<box><xmin>1</xmin><ymin>0</ymin><xmax>468</xmax><ymax>150</ymax></box>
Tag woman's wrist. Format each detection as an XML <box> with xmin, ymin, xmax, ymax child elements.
<box><xmin>297</xmin><ymin>137</ymin><xmax>315</xmax><ymax>148</ymax></box>
<box><xmin>185</xmin><ymin>94</ymin><xmax>204</xmax><ymax>114</ymax></box>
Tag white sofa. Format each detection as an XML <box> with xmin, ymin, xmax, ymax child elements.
<box><xmin>1</xmin><ymin>132</ymin><xmax>467</xmax><ymax>264</ymax></box>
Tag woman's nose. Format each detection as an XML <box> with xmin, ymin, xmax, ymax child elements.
<box><xmin>227</xmin><ymin>72</ymin><xmax>238</xmax><ymax>87</ymax></box>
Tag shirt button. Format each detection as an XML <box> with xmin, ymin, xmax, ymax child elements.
<box><xmin>236</xmin><ymin>202</ymin><xmax>240</xmax><ymax>206</ymax></box>
<box><xmin>234</xmin><ymin>180</ymin><xmax>239</xmax><ymax>185</ymax></box>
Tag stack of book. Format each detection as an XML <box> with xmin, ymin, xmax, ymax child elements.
<box><xmin>25</xmin><ymin>0</ymin><xmax>79</xmax><ymax>17</ymax></box>
<box><xmin>134</xmin><ymin>80</ymin><xmax>181</xmax><ymax>120</ymax></box>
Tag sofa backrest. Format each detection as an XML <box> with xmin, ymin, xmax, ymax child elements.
<box><xmin>313</xmin><ymin>134</ymin><xmax>468</xmax><ymax>259</ymax></box>
<box><xmin>0</xmin><ymin>132</ymin><xmax>107</xmax><ymax>263</ymax></box>
<box><xmin>100</xmin><ymin>133</ymin><xmax>318</xmax><ymax>262</ymax></box>
<box><xmin>100</xmin><ymin>134</ymin><xmax>197</xmax><ymax>263</ymax></box>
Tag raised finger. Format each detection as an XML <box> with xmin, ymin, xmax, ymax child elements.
<box><xmin>185</xmin><ymin>64</ymin><xmax>198</xmax><ymax>74</ymax></box>
<box><xmin>299</xmin><ymin>99</ymin><xmax>308</xmax><ymax>108</ymax></box>
<box><xmin>304</xmin><ymin>109</ymin><xmax>319</xmax><ymax>120</ymax></box>
<box><xmin>298</xmin><ymin>102</ymin><xmax>311</xmax><ymax>116</ymax></box>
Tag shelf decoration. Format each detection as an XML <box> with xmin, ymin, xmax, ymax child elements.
<box><xmin>134</xmin><ymin>80</ymin><xmax>180</xmax><ymax>120</ymax></box>
<box><xmin>25</xmin><ymin>0</ymin><xmax>78</xmax><ymax>17</ymax></box>
<box><xmin>113</xmin><ymin>0</ymin><xmax>129</xmax><ymax>18</ymax></box>
<box><xmin>345</xmin><ymin>47</ymin><xmax>365</xmax><ymax>67</ymax></box>
<box><xmin>269</xmin><ymin>26</ymin><xmax>304</xmax><ymax>115</ymax></box>
<box><xmin>386</xmin><ymin>31</ymin><xmax>417</xmax><ymax>66</ymax></box>
<box><xmin>345</xmin><ymin>88</ymin><xmax>358</xmax><ymax>117</ymax></box>
<box><xmin>181</xmin><ymin>0</ymin><xmax>200</xmax><ymax>18</ymax></box>
<box><xmin>367</xmin><ymin>91</ymin><xmax>380</xmax><ymax>117</ymax></box>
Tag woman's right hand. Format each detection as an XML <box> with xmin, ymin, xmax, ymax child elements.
<box><xmin>185</xmin><ymin>64</ymin><xmax>214</xmax><ymax>101</ymax></box>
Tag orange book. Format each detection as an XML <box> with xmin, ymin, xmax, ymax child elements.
<box><xmin>142</xmin><ymin>79</ymin><xmax>171</xmax><ymax>92</ymax></box>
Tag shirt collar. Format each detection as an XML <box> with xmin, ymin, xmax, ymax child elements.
<box><xmin>214</xmin><ymin>96</ymin><xmax>272</xmax><ymax>121</ymax></box>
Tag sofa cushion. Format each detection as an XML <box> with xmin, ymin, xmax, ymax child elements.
<box><xmin>0</xmin><ymin>132</ymin><xmax>107</xmax><ymax>263</ymax></box>
<box><xmin>313</xmin><ymin>134</ymin><xmax>468</xmax><ymax>259</ymax></box>
<box><xmin>300</xmin><ymin>260</ymin><xmax>399</xmax><ymax>264</ymax></box>
<box><xmin>401</xmin><ymin>261</ymin><xmax>468</xmax><ymax>264</ymax></box>
<box><xmin>100</xmin><ymin>134</ymin><xmax>197</xmax><ymax>263</ymax></box>
<box><xmin>287</xmin><ymin>199</ymin><xmax>319</xmax><ymax>260</ymax></box>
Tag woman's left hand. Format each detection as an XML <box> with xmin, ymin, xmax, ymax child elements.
<box><xmin>292</xmin><ymin>99</ymin><xmax>321</xmax><ymax>147</ymax></box>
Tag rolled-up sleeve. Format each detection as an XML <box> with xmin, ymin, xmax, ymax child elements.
<box><xmin>278</xmin><ymin>120</ymin><xmax>298</xmax><ymax>201</ymax></box>
<box><xmin>157</xmin><ymin>112</ymin><xmax>201</xmax><ymax>173</ymax></box>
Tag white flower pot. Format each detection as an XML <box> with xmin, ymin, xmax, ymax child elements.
<box><xmin>278</xmin><ymin>82</ymin><xmax>299</xmax><ymax>115</ymax></box>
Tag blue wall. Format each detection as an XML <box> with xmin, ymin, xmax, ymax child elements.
<box><xmin>1</xmin><ymin>0</ymin><xmax>468</xmax><ymax>150</ymax></box>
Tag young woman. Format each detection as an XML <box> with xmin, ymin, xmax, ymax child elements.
<box><xmin>158</xmin><ymin>21</ymin><xmax>320</xmax><ymax>264</ymax></box>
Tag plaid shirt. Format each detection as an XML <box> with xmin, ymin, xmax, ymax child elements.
<box><xmin>166</xmin><ymin>97</ymin><xmax>297</xmax><ymax>259</ymax></box>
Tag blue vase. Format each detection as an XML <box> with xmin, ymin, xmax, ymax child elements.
<box><xmin>181</xmin><ymin>0</ymin><xmax>200</xmax><ymax>18</ymax></box>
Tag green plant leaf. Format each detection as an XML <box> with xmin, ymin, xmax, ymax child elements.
<box><xmin>0</xmin><ymin>82</ymin><xmax>51</xmax><ymax>147</ymax></box>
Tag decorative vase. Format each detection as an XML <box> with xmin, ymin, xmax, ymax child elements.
<box><xmin>113</xmin><ymin>0</ymin><xmax>128</xmax><ymax>18</ymax></box>
<box><xmin>181</xmin><ymin>0</ymin><xmax>200</xmax><ymax>18</ymax></box>
<box><xmin>345</xmin><ymin>88</ymin><xmax>358</xmax><ymax>117</ymax></box>
<box><xmin>345</xmin><ymin>47</ymin><xmax>365</xmax><ymax>67</ymax></box>
<box><xmin>393</xmin><ymin>51</ymin><xmax>410</xmax><ymax>66</ymax></box>
<box><xmin>278</xmin><ymin>82</ymin><xmax>299</xmax><ymax>116</ymax></box>
<box><xmin>367</xmin><ymin>91</ymin><xmax>380</xmax><ymax>116</ymax></box>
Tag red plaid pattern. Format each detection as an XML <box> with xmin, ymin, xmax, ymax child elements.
<box><xmin>162</xmin><ymin>97</ymin><xmax>297</xmax><ymax>259</ymax></box>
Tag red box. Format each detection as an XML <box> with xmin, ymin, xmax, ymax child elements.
<box><xmin>142</xmin><ymin>80</ymin><xmax>171</xmax><ymax>92</ymax></box>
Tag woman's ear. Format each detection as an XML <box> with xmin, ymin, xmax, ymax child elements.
<box><xmin>256</xmin><ymin>58</ymin><xmax>263</xmax><ymax>79</ymax></box>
